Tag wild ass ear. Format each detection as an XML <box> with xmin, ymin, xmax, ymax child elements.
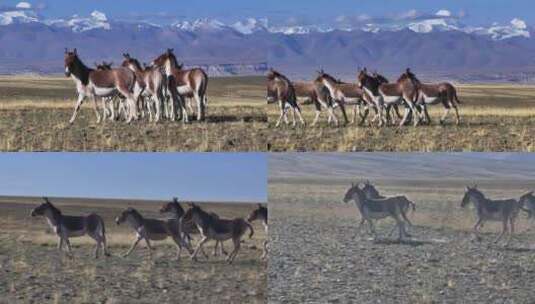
<box><xmin>173</xmin><ymin>197</ymin><xmax>179</xmax><ymax>203</ymax></box>
<box><xmin>73</xmin><ymin>48</ymin><xmax>77</xmax><ymax>55</ymax></box>
<box><xmin>65</xmin><ymin>48</ymin><xmax>69</xmax><ymax>54</ymax></box>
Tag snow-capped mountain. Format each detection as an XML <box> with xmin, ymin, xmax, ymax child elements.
<box><xmin>0</xmin><ymin>5</ymin><xmax>530</xmax><ymax>40</ymax></box>
<box><xmin>1</xmin><ymin>4</ymin><xmax>535</xmax><ymax>79</ymax></box>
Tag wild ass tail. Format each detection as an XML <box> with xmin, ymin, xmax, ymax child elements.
<box><xmin>453</xmin><ymin>89</ymin><xmax>462</xmax><ymax>104</ymax></box>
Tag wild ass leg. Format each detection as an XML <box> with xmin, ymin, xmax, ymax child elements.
<box><xmin>69</xmin><ymin>93</ymin><xmax>86</xmax><ymax>124</ymax></box>
<box><xmin>91</xmin><ymin>96</ymin><xmax>102</xmax><ymax>123</ymax></box>
<box><xmin>64</xmin><ymin>237</ymin><xmax>74</xmax><ymax>258</ymax></box>
<box><xmin>275</xmin><ymin>101</ymin><xmax>288</xmax><ymax>127</ymax></box>
<box><xmin>123</xmin><ymin>235</ymin><xmax>142</xmax><ymax>257</ymax></box>
<box><xmin>452</xmin><ymin>103</ymin><xmax>460</xmax><ymax>125</ymax></box>
<box><xmin>505</xmin><ymin>216</ymin><xmax>515</xmax><ymax>247</ymax></box>
<box><xmin>494</xmin><ymin>218</ymin><xmax>509</xmax><ymax>244</ymax></box>
<box><xmin>194</xmin><ymin>92</ymin><xmax>205</xmax><ymax>121</ymax></box>
<box><xmin>191</xmin><ymin>236</ymin><xmax>209</xmax><ymax>261</ymax></box>
<box><xmin>227</xmin><ymin>237</ymin><xmax>241</xmax><ymax>264</ymax></box>
<box><xmin>440</xmin><ymin>107</ymin><xmax>451</xmax><ymax>125</ymax></box>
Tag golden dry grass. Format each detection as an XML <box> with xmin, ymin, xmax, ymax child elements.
<box><xmin>0</xmin><ymin>76</ymin><xmax>266</xmax><ymax>151</ymax></box>
<box><xmin>267</xmin><ymin>84</ymin><xmax>535</xmax><ymax>151</ymax></box>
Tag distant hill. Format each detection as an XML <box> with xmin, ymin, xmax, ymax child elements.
<box><xmin>269</xmin><ymin>153</ymin><xmax>535</xmax><ymax>181</ymax></box>
<box><xmin>2</xmin><ymin>8</ymin><xmax>535</xmax><ymax>81</ymax></box>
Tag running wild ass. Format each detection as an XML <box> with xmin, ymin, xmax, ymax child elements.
<box><xmin>405</xmin><ymin>69</ymin><xmax>462</xmax><ymax>125</ymax></box>
<box><xmin>30</xmin><ymin>197</ymin><xmax>110</xmax><ymax>258</ymax></box>
<box><xmin>115</xmin><ymin>207</ymin><xmax>192</xmax><ymax>260</ymax></box>
<box><xmin>359</xmin><ymin>181</ymin><xmax>416</xmax><ymax>236</ymax></box>
<box><xmin>266</xmin><ymin>69</ymin><xmax>306</xmax><ymax>127</ymax></box>
<box><xmin>460</xmin><ymin>186</ymin><xmax>521</xmax><ymax>245</ymax></box>
<box><xmin>247</xmin><ymin>204</ymin><xmax>268</xmax><ymax>260</ymax></box>
<box><xmin>159</xmin><ymin>198</ymin><xmax>227</xmax><ymax>257</ymax></box>
<box><xmin>343</xmin><ymin>182</ymin><xmax>413</xmax><ymax>240</ymax></box>
<box><xmin>181</xmin><ymin>203</ymin><xmax>254</xmax><ymax>264</ymax></box>
<box><xmin>64</xmin><ymin>48</ymin><xmax>140</xmax><ymax>123</ymax></box>
<box><xmin>151</xmin><ymin>48</ymin><xmax>208</xmax><ymax>121</ymax></box>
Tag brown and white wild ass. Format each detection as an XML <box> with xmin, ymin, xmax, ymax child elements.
<box><xmin>357</xmin><ymin>68</ymin><xmax>421</xmax><ymax>127</ymax></box>
<box><xmin>266</xmin><ymin>69</ymin><xmax>306</xmax><ymax>127</ymax></box>
<box><xmin>64</xmin><ymin>48</ymin><xmax>140</xmax><ymax>123</ymax></box>
<box><xmin>151</xmin><ymin>49</ymin><xmax>208</xmax><ymax>121</ymax></box>
<box><xmin>404</xmin><ymin>69</ymin><xmax>462</xmax><ymax>125</ymax></box>
<box><xmin>314</xmin><ymin>70</ymin><xmax>369</xmax><ymax>125</ymax></box>
<box><xmin>122</xmin><ymin>53</ymin><xmax>171</xmax><ymax>122</ymax></box>
<box><xmin>30</xmin><ymin>197</ymin><xmax>110</xmax><ymax>258</ymax></box>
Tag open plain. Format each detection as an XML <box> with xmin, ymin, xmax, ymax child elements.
<box><xmin>0</xmin><ymin>196</ymin><xmax>267</xmax><ymax>304</ymax></box>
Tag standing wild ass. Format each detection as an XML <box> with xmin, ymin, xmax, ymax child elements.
<box><xmin>266</xmin><ymin>69</ymin><xmax>306</xmax><ymax>127</ymax></box>
<box><xmin>151</xmin><ymin>49</ymin><xmax>208</xmax><ymax>121</ymax></box>
<box><xmin>30</xmin><ymin>197</ymin><xmax>110</xmax><ymax>258</ymax></box>
<box><xmin>460</xmin><ymin>186</ymin><xmax>521</xmax><ymax>245</ymax></box>
<box><xmin>343</xmin><ymin>182</ymin><xmax>413</xmax><ymax>240</ymax></box>
<box><xmin>357</xmin><ymin>68</ymin><xmax>420</xmax><ymax>126</ymax></box>
<box><xmin>121</xmin><ymin>53</ymin><xmax>171</xmax><ymax>122</ymax></box>
<box><xmin>181</xmin><ymin>203</ymin><xmax>254</xmax><ymax>264</ymax></box>
<box><xmin>64</xmin><ymin>48</ymin><xmax>139</xmax><ymax>123</ymax></box>
<box><xmin>247</xmin><ymin>204</ymin><xmax>268</xmax><ymax>260</ymax></box>
<box><xmin>115</xmin><ymin>207</ymin><xmax>192</xmax><ymax>260</ymax></box>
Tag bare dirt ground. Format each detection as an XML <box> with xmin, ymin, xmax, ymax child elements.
<box><xmin>0</xmin><ymin>196</ymin><xmax>266</xmax><ymax>304</ymax></box>
<box><xmin>266</xmin><ymin>84</ymin><xmax>535</xmax><ymax>151</ymax></box>
<box><xmin>269</xmin><ymin>179</ymin><xmax>535</xmax><ymax>304</ymax></box>
<box><xmin>0</xmin><ymin>76</ymin><xmax>267</xmax><ymax>151</ymax></box>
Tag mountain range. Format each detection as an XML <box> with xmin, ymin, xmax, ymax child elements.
<box><xmin>1</xmin><ymin>6</ymin><xmax>535</xmax><ymax>81</ymax></box>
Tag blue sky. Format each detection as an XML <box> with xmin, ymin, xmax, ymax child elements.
<box><xmin>0</xmin><ymin>153</ymin><xmax>267</xmax><ymax>202</ymax></box>
<box><xmin>1</xmin><ymin>0</ymin><xmax>534</xmax><ymax>26</ymax></box>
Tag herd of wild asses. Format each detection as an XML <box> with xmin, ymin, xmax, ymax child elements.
<box><xmin>64</xmin><ymin>47</ymin><xmax>461</xmax><ymax>129</ymax></box>
<box><xmin>64</xmin><ymin>48</ymin><xmax>208</xmax><ymax>124</ymax></box>
<box><xmin>29</xmin><ymin>197</ymin><xmax>268</xmax><ymax>263</ymax></box>
<box><xmin>267</xmin><ymin>68</ymin><xmax>461</xmax><ymax>127</ymax></box>
<box><xmin>343</xmin><ymin>181</ymin><xmax>535</xmax><ymax>245</ymax></box>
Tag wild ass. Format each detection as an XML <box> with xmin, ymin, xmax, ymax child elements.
<box><xmin>357</xmin><ymin>68</ymin><xmax>420</xmax><ymax>127</ymax></box>
<box><xmin>404</xmin><ymin>70</ymin><xmax>462</xmax><ymax>125</ymax></box>
<box><xmin>115</xmin><ymin>208</ymin><xmax>192</xmax><ymax>259</ymax></box>
<box><xmin>268</xmin><ymin>70</ymin><xmax>339</xmax><ymax>126</ymax></box>
<box><xmin>159</xmin><ymin>198</ymin><xmax>227</xmax><ymax>257</ymax></box>
<box><xmin>247</xmin><ymin>204</ymin><xmax>268</xmax><ymax>260</ymax></box>
<box><xmin>460</xmin><ymin>186</ymin><xmax>521</xmax><ymax>245</ymax></box>
<box><xmin>181</xmin><ymin>203</ymin><xmax>254</xmax><ymax>264</ymax></box>
<box><xmin>64</xmin><ymin>48</ymin><xmax>139</xmax><ymax>123</ymax></box>
<box><xmin>359</xmin><ymin>181</ymin><xmax>416</xmax><ymax>236</ymax></box>
<box><xmin>151</xmin><ymin>48</ymin><xmax>208</xmax><ymax>121</ymax></box>
<box><xmin>30</xmin><ymin>197</ymin><xmax>109</xmax><ymax>258</ymax></box>
<box><xmin>519</xmin><ymin>191</ymin><xmax>535</xmax><ymax>220</ymax></box>
<box><xmin>121</xmin><ymin>53</ymin><xmax>170</xmax><ymax>122</ymax></box>
<box><xmin>343</xmin><ymin>182</ymin><xmax>412</xmax><ymax>240</ymax></box>
<box><xmin>266</xmin><ymin>69</ymin><xmax>306</xmax><ymax>127</ymax></box>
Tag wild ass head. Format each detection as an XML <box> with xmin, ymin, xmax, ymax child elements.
<box><xmin>247</xmin><ymin>204</ymin><xmax>267</xmax><ymax>222</ymax></box>
<box><xmin>30</xmin><ymin>197</ymin><xmax>60</xmax><ymax>217</ymax></box>
<box><xmin>461</xmin><ymin>185</ymin><xmax>481</xmax><ymax>208</ymax></box>
<box><xmin>121</xmin><ymin>53</ymin><xmax>143</xmax><ymax>72</ymax></box>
